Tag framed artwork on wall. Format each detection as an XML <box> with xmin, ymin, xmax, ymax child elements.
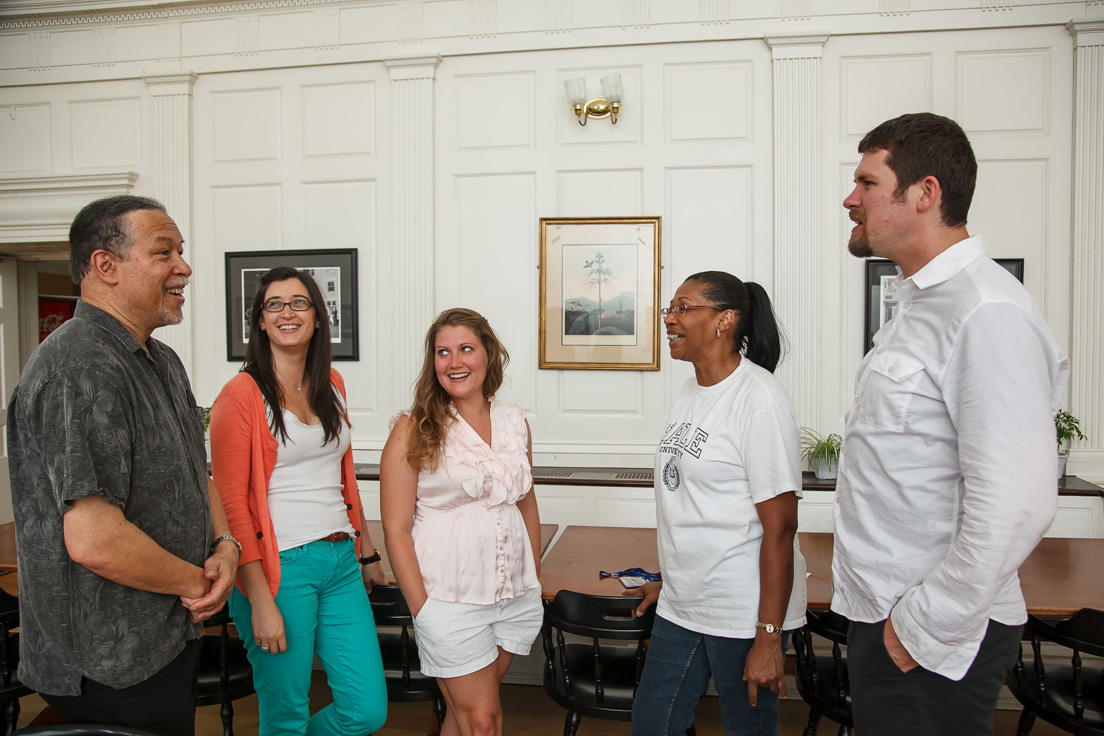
<box><xmin>224</xmin><ymin>249</ymin><xmax>360</xmax><ymax>362</ymax></box>
<box><xmin>538</xmin><ymin>216</ymin><xmax>662</xmax><ymax>370</ymax></box>
<box><xmin>863</xmin><ymin>256</ymin><xmax>1026</xmax><ymax>356</ymax></box>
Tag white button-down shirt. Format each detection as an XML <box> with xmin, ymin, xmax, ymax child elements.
<box><xmin>832</xmin><ymin>236</ymin><xmax>1070</xmax><ymax>680</ymax></box>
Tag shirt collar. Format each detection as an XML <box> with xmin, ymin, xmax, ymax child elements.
<box><xmin>908</xmin><ymin>235</ymin><xmax>986</xmax><ymax>291</ymax></box>
<box><xmin>74</xmin><ymin>300</ymin><xmax>146</xmax><ymax>356</ymax></box>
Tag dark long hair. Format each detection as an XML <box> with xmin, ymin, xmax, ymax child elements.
<box><xmin>684</xmin><ymin>270</ymin><xmax>787</xmax><ymax>373</ymax></box>
<box><xmin>405</xmin><ymin>308</ymin><xmax>510</xmax><ymax>471</ymax></box>
<box><xmin>242</xmin><ymin>266</ymin><xmax>346</xmax><ymax>444</ymax></box>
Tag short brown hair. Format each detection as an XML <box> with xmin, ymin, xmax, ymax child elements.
<box><xmin>858</xmin><ymin>113</ymin><xmax>976</xmax><ymax>228</ymax></box>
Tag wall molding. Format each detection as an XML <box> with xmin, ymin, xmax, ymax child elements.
<box><xmin>0</xmin><ymin>171</ymin><xmax>139</xmax><ymax>242</ymax></box>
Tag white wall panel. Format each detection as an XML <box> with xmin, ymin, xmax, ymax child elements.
<box><xmin>665</xmin><ymin>166</ymin><xmax>753</xmax><ymax>280</ymax></box>
<box><xmin>958</xmin><ymin>50</ymin><xmax>1049</xmax><ymax>134</ymax></box>
<box><xmin>0</xmin><ymin>35</ymin><xmax>28</xmax><ymax>70</ymax></box>
<box><xmin>453</xmin><ymin>173</ymin><xmax>537</xmax><ymax>411</ymax></box>
<box><xmin>210</xmin><ymin>184</ymin><xmax>282</xmax><ymax>251</ymax></box>
<box><xmin>560</xmin><ymin>371</ymin><xmax>642</xmax><ymax>415</ymax></box>
<box><xmin>70</xmin><ymin>98</ymin><xmax>140</xmax><ymax>169</ymax></box>
<box><xmin>49</xmin><ymin>30</ymin><xmax>93</xmax><ymax>68</ymax></box>
<box><xmin>841</xmin><ymin>55</ymin><xmax>931</xmax><ymax>138</ymax></box>
<box><xmin>114</xmin><ymin>25</ymin><xmax>160</xmax><ymax>63</ymax></box>
<box><xmin>971</xmin><ymin>159</ymin><xmax>1048</xmax><ymax>295</ymax></box>
<box><xmin>666</xmin><ymin>61</ymin><xmax>752</xmax><ymax>142</ymax></box>
<box><xmin>302</xmin><ymin>82</ymin><xmax>376</xmax><ymax>158</ymax></box>
<box><xmin>212</xmin><ymin>88</ymin><xmax>281</xmax><ymax>163</ymax></box>
<box><xmin>259</xmin><ymin>12</ymin><xmax>313</xmax><ymax>51</ymax></box>
<box><xmin>557</xmin><ymin>170</ymin><xmax>642</xmax><ymax>216</ymax></box>
<box><xmin>303</xmin><ymin>180</ymin><xmax>376</xmax><ymax>247</ymax></box>
<box><xmin>181</xmin><ymin>19</ymin><xmax>235</xmax><ymax>57</ymax></box>
<box><xmin>0</xmin><ymin>104</ymin><xmax>51</xmax><ymax>174</ymax></box>
<box><xmin>455</xmin><ymin>73</ymin><xmax>535</xmax><ymax>150</ymax></box>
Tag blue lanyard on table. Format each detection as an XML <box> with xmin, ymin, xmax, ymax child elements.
<box><xmin>599</xmin><ymin>567</ymin><xmax>662</xmax><ymax>583</ymax></box>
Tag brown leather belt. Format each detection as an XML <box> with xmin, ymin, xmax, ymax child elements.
<box><xmin>317</xmin><ymin>531</ymin><xmax>350</xmax><ymax>543</ymax></box>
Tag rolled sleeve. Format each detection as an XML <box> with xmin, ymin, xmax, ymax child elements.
<box><xmin>892</xmin><ymin>302</ymin><xmax>1064</xmax><ymax>680</ymax></box>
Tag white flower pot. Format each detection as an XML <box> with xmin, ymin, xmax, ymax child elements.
<box><xmin>1058</xmin><ymin>451</ymin><xmax>1068</xmax><ymax>480</ymax></box>
<box><xmin>812</xmin><ymin>458</ymin><xmax>839</xmax><ymax>481</ymax></box>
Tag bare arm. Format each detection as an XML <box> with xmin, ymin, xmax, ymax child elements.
<box><xmin>64</xmin><ymin>495</ymin><xmax>208</xmax><ymax>599</ymax></box>
<box><xmin>380</xmin><ymin>416</ymin><xmax>431</xmax><ymax>615</ymax></box>
<box><xmin>358</xmin><ymin>509</ymin><xmax>387</xmax><ymax>591</ymax></box>
<box><xmin>744</xmin><ymin>490</ymin><xmax>798</xmax><ymax>705</ymax></box>
<box><xmin>237</xmin><ymin>559</ymin><xmax>288</xmax><ymax>653</ymax></box>
<box><xmin>518</xmin><ymin>419</ymin><xmax>542</xmax><ymax>579</ymax></box>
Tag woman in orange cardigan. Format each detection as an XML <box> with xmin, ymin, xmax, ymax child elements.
<box><xmin>211</xmin><ymin>266</ymin><xmax>387</xmax><ymax>735</ymax></box>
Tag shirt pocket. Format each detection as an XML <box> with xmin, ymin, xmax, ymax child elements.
<box><xmin>855</xmin><ymin>350</ymin><xmax>926</xmax><ymax>433</ymax></box>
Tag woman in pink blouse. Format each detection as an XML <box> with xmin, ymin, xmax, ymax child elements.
<box><xmin>381</xmin><ymin>308</ymin><xmax>543</xmax><ymax>736</ymax></box>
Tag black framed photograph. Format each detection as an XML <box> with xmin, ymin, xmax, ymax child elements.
<box><xmin>224</xmin><ymin>249</ymin><xmax>359</xmax><ymax>362</ymax></box>
<box><xmin>864</xmin><ymin>259</ymin><xmax>901</xmax><ymax>356</ymax></box>
<box><xmin>864</xmin><ymin>256</ymin><xmax>1027</xmax><ymax>355</ymax></box>
<box><xmin>995</xmin><ymin>258</ymin><xmax>1025</xmax><ymax>283</ymax></box>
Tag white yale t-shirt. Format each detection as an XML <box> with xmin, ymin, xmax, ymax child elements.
<box><xmin>654</xmin><ymin>358</ymin><xmax>808</xmax><ymax>638</ymax></box>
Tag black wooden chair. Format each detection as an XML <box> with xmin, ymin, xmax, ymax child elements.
<box><xmin>15</xmin><ymin>727</ymin><xmax>160</xmax><ymax>735</ymax></box>
<box><xmin>367</xmin><ymin>585</ymin><xmax>446</xmax><ymax>730</ymax></box>
<box><xmin>194</xmin><ymin>607</ymin><xmax>254</xmax><ymax>736</ymax></box>
<box><xmin>541</xmin><ymin>590</ymin><xmax>656</xmax><ymax>736</ymax></box>
<box><xmin>1</xmin><ymin>588</ymin><xmax>34</xmax><ymax>736</ymax></box>
<box><xmin>1007</xmin><ymin>608</ymin><xmax>1104</xmax><ymax>735</ymax></box>
<box><xmin>792</xmin><ymin>609</ymin><xmax>853</xmax><ymax>736</ymax></box>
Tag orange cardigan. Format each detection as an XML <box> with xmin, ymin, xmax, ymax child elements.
<box><xmin>210</xmin><ymin>368</ymin><xmax>363</xmax><ymax>598</ymax></box>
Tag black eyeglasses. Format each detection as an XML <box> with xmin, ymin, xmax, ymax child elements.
<box><xmin>660</xmin><ymin>304</ymin><xmax>721</xmax><ymax>318</ymax></box>
<box><xmin>262</xmin><ymin>298</ymin><xmax>314</xmax><ymax>313</ymax></box>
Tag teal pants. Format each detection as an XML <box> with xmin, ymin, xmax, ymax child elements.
<box><xmin>230</xmin><ymin>538</ymin><xmax>388</xmax><ymax>736</ymax></box>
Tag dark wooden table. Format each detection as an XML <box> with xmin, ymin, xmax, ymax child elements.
<box><xmin>540</xmin><ymin>526</ymin><xmax>1104</xmax><ymax>618</ymax></box>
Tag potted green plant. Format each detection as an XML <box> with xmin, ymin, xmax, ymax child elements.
<box><xmin>1055</xmin><ymin>410</ymin><xmax>1086</xmax><ymax>479</ymax></box>
<box><xmin>801</xmin><ymin>428</ymin><xmax>843</xmax><ymax>481</ymax></box>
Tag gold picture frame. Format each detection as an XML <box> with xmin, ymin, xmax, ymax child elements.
<box><xmin>539</xmin><ymin>216</ymin><xmax>661</xmax><ymax>370</ymax></box>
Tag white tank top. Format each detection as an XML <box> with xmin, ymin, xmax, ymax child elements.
<box><xmin>266</xmin><ymin>408</ymin><xmax>354</xmax><ymax>552</ymax></box>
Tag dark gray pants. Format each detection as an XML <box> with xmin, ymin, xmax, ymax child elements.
<box><xmin>42</xmin><ymin>638</ymin><xmax>202</xmax><ymax>736</ymax></box>
<box><xmin>847</xmin><ymin>618</ymin><xmax>1021</xmax><ymax>736</ymax></box>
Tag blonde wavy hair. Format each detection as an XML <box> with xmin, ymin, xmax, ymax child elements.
<box><xmin>405</xmin><ymin>308</ymin><xmax>510</xmax><ymax>470</ymax></box>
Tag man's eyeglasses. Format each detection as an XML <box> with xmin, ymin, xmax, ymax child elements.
<box><xmin>261</xmin><ymin>298</ymin><xmax>314</xmax><ymax>313</ymax></box>
<box><xmin>660</xmin><ymin>304</ymin><xmax>721</xmax><ymax>318</ymax></box>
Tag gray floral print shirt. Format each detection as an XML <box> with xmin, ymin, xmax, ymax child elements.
<box><xmin>7</xmin><ymin>301</ymin><xmax>211</xmax><ymax>695</ymax></box>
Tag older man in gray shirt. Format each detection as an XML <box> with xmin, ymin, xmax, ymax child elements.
<box><xmin>7</xmin><ymin>195</ymin><xmax>239</xmax><ymax>735</ymax></box>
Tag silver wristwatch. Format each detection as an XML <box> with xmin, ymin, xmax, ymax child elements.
<box><xmin>756</xmin><ymin>621</ymin><xmax>782</xmax><ymax>634</ymax></box>
<box><xmin>211</xmin><ymin>533</ymin><xmax>242</xmax><ymax>558</ymax></box>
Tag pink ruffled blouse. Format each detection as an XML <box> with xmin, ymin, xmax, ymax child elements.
<box><xmin>407</xmin><ymin>399</ymin><xmax>538</xmax><ymax>605</ymax></box>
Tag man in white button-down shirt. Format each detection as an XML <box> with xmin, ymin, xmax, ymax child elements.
<box><xmin>832</xmin><ymin>113</ymin><xmax>1070</xmax><ymax>736</ymax></box>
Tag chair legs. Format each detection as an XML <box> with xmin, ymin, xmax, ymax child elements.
<box><xmin>433</xmin><ymin>693</ymin><xmax>447</xmax><ymax>729</ymax></box>
<box><xmin>3</xmin><ymin>699</ymin><xmax>19</xmax><ymax>736</ymax></box>
<box><xmin>1015</xmin><ymin>707</ymin><xmax>1036</xmax><ymax>736</ymax></box>
<box><xmin>836</xmin><ymin>724</ymin><xmax>851</xmax><ymax>736</ymax></box>
<box><xmin>219</xmin><ymin>699</ymin><xmax>235</xmax><ymax>736</ymax></box>
<box><xmin>563</xmin><ymin>711</ymin><xmax>582</xmax><ymax>736</ymax></box>
<box><xmin>802</xmin><ymin>707</ymin><xmax>821</xmax><ymax>736</ymax></box>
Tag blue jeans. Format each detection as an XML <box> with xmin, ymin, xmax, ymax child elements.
<box><xmin>230</xmin><ymin>538</ymin><xmax>388</xmax><ymax>736</ymax></box>
<box><xmin>631</xmin><ymin>615</ymin><xmax>784</xmax><ymax>736</ymax></box>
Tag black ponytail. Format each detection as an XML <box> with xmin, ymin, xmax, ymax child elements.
<box><xmin>684</xmin><ymin>271</ymin><xmax>787</xmax><ymax>374</ymax></box>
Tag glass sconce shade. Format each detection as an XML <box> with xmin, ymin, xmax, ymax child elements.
<box><xmin>564</xmin><ymin>77</ymin><xmax>587</xmax><ymax>106</ymax></box>
<box><xmin>600</xmin><ymin>74</ymin><xmax>623</xmax><ymax>103</ymax></box>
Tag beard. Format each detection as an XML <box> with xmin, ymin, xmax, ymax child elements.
<box><xmin>848</xmin><ymin>231</ymin><xmax>873</xmax><ymax>259</ymax></box>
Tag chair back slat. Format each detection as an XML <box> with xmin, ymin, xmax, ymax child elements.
<box><xmin>368</xmin><ymin>584</ymin><xmax>414</xmax><ymax>625</ymax></box>
<box><xmin>545</xmin><ymin>591</ymin><xmax>655</xmax><ymax>639</ymax></box>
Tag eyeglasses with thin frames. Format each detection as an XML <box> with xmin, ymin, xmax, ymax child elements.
<box><xmin>261</xmin><ymin>298</ymin><xmax>314</xmax><ymax>313</ymax></box>
<box><xmin>660</xmin><ymin>304</ymin><xmax>721</xmax><ymax>318</ymax></box>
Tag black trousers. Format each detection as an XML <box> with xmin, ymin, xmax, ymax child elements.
<box><xmin>847</xmin><ymin>618</ymin><xmax>1021</xmax><ymax>736</ymax></box>
<box><xmin>41</xmin><ymin>638</ymin><xmax>202</xmax><ymax>736</ymax></box>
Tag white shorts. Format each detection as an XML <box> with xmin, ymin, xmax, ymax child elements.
<box><xmin>412</xmin><ymin>588</ymin><xmax>544</xmax><ymax>679</ymax></box>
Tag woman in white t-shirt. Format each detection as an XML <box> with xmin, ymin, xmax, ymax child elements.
<box><xmin>629</xmin><ymin>270</ymin><xmax>807</xmax><ymax>736</ymax></box>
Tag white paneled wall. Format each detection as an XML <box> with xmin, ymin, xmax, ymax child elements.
<box><xmin>0</xmin><ymin>1</ymin><xmax>1100</xmax><ymax>486</ymax></box>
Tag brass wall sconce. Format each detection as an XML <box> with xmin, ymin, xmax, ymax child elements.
<box><xmin>564</xmin><ymin>74</ymin><xmax>623</xmax><ymax>126</ymax></box>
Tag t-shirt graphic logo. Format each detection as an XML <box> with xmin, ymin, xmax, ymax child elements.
<box><xmin>662</xmin><ymin>457</ymin><xmax>681</xmax><ymax>492</ymax></box>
